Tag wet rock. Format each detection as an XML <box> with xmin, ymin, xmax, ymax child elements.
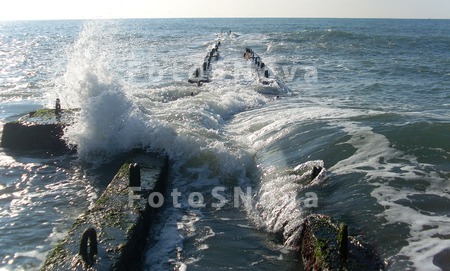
<box><xmin>299</xmin><ymin>214</ymin><xmax>384</xmax><ymax>271</ymax></box>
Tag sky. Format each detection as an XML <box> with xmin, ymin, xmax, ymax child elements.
<box><xmin>1</xmin><ymin>0</ymin><xmax>449</xmax><ymax>21</ymax></box>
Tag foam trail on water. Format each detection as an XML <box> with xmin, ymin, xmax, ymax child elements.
<box><xmin>330</xmin><ymin>121</ymin><xmax>450</xmax><ymax>270</ymax></box>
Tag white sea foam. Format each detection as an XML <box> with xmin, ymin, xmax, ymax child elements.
<box><xmin>14</xmin><ymin>249</ymin><xmax>47</xmax><ymax>262</ymax></box>
<box><xmin>145</xmin><ymin>207</ymin><xmax>183</xmax><ymax>271</ymax></box>
<box><xmin>330</xmin><ymin>121</ymin><xmax>450</xmax><ymax>270</ymax></box>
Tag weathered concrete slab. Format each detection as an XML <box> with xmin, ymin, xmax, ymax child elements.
<box><xmin>299</xmin><ymin>214</ymin><xmax>384</xmax><ymax>271</ymax></box>
<box><xmin>1</xmin><ymin>109</ymin><xmax>77</xmax><ymax>151</ymax></box>
<box><xmin>41</xmin><ymin>153</ymin><xmax>169</xmax><ymax>271</ymax></box>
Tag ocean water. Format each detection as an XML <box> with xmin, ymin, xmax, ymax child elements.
<box><xmin>0</xmin><ymin>18</ymin><xmax>449</xmax><ymax>270</ymax></box>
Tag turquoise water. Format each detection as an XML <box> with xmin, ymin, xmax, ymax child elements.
<box><xmin>0</xmin><ymin>18</ymin><xmax>449</xmax><ymax>270</ymax></box>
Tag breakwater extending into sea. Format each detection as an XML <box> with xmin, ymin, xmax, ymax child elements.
<box><xmin>1</xmin><ymin>18</ymin><xmax>449</xmax><ymax>270</ymax></box>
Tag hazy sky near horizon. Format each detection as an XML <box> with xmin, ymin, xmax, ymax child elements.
<box><xmin>1</xmin><ymin>0</ymin><xmax>449</xmax><ymax>21</ymax></box>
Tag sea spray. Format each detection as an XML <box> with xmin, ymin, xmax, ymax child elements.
<box><xmin>51</xmin><ymin>21</ymin><xmax>120</xmax><ymax>109</ymax></box>
<box><xmin>51</xmin><ymin>21</ymin><xmax>176</xmax><ymax>160</ymax></box>
<box><xmin>50</xmin><ymin>21</ymin><xmax>265</xmax><ymax>164</ymax></box>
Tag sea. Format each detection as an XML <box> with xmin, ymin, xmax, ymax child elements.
<box><xmin>0</xmin><ymin>18</ymin><xmax>449</xmax><ymax>271</ymax></box>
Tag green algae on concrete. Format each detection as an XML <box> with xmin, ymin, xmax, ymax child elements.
<box><xmin>338</xmin><ymin>223</ymin><xmax>349</xmax><ymax>261</ymax></box>
<box><xmin>300</xmin><ymin>214</ymin><xmax>384</xmax><ymax>271</ymax></box>
<box><xmin>26</xmin><ymin>108</ymin><xmax>79</xmax><ymax>125</ymax></box>
<box><xmin>41</xmin><ymin>153</ymin><xmax>169</xmax><ymax>271</ymax></box>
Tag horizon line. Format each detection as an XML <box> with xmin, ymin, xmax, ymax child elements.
<box><xmin>1</xmin><ymin>16</ymin><xmax>450</xmax><ymax>22</ymax></box>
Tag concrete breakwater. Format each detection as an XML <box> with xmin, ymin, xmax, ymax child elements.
<box><xmin>41</xmin><ymin>153</ymin><xmax>169</xmax><ymax>271</ymax></box>
<box><xmin>243</xmin><ymin>47</ymin><xmax>290</xmax><ymax>95</ymax></box>
<box><xmin>1</xmin><ymin>108</ymin><xmax>75</xmax><ymax>152</ymax></box>
<box><xmin>2</xmin><ymin>107</ymin><xmax>384</xmax><ymax>270</ymax></box>
<box><xmin>297</xmin><ymin>214</ymin><xmax>384</xmax><ymax>271</ymax></box>
<box><xmin>188</xmin><ymin>39</ymin><xmax>222</xmax><ymax>85</ymax></box>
